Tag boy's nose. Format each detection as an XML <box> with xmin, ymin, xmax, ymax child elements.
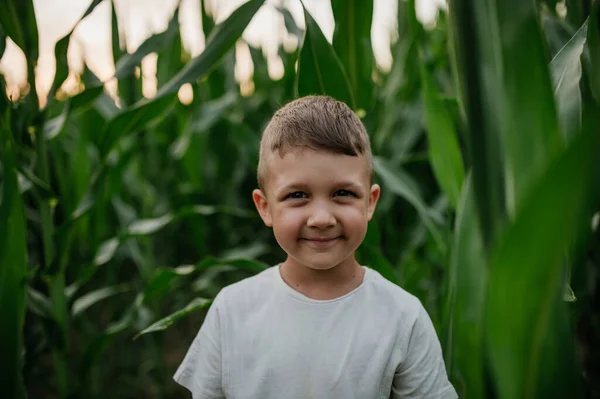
<box><xmin>306</xmin><ymin>205</ymin><xmax>336</xmax><ymax>228</ymax></box>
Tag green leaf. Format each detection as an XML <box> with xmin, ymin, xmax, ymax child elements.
<box><xmin>0</xmin><ymin>0</ymin><xmax>38</xmax><ymax>62</ymax></box>
<box><xmin>72</xmin><ymin>284</ymin><xmax>132</xmax><ymax>317</ymax></box>
<box><xmin>134</xmin><ymin>297</ymin><xmax>212</xmax><ymax>339</ymax></box>
<box><xmin>44</xmin><ymin>103</ymin><xmax>70</xmax><ymax>140</ymax></box>
<box><xmin>114</xmin><ymin>8</ymin><xmax>180</xmax><ymax>80</ymax></box>
<box><xmin>331</xmin><ymin>0</ymin><xmax>374</xmax><ymax>110</ymax></box>
<box><xmin>485</xmin><ymin>120</ymin><xmax>599</xmax><ymax>398</ymax></box>
<box><xmin>0</xmin><ymin>108</ymin><xmax>27</xmax><ymax>399</ymax></box>
<box><xmin>550</xmin><ymin>19</ymin><xmax>588</xmax><ymax>140</ymax></box>
<box><xmin>588</xmin><ymin>2</ymin><xmax>600</xmax><ymax>103</ymax></box>
<box><xmin>449</xmin><ymin>0</ymin><xmax>563</xmax><ymax>247</ymax></box>
<box><xmin>0</xmin><ymin>26</ymin><xmax>6</xmax><ymax>60</ymax></box>
<box><xmin>296</xmin><ymin>5</ymin><xmax>355</xmax><ymax>108</ymax></box>
<box><xmin>110</xmin><ymin>0</ymin><xmax>123</xmax><ymax>65</ymax></box>
<box><xmin>26</xmin><ymin>287</ymin><xmax>53</xmax><ymax>319</ymax></box>
<box><xmin>156</xmin><ymin>0</ymin><xmax>265</xmax><ymax>98</ymax></box>
<box><xmin>99</xmin><ymin>93</ymin><xmax>177</xmax><ymax>157</ymax></box>
<box><xmin>420</xmin><ymin>65</ymin><xmax>465</xmax><ymax>209</ymax></box>
<box><xmin>276</xmin><ymin>6</ymin><xmax>304</xmax><ymax>39</ymax></box>
<box><xmin>373</xmin><ymin>157</ymin><xmax>446</xmax><ymax>254</ymax></box>
<box><xmin>445</xmin><ymin>174</ymin><xmax>487</xmax><ymax>398</ymax></box>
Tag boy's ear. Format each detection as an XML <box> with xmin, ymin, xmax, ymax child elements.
<box><xmin>367</xmin><ymin>184</ymin><xmax>381</xmax><ymax>221</ymax></box>
<box><xmin>252</xmin><ymin>189</ymin><xmax>273</xmax><ymax>227</ymax></box>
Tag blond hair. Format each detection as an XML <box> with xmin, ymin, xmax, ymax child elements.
<box><xmin>257</xmin><ymin>95</ymin><xmax>373</xmax><ymax>190</ymax></box>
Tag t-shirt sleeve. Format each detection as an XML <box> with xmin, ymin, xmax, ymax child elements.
<box><xmin>391</xmin><ymin>302</ymin><xmax>458</xmax><ymax>399</ymax></box>
<box><xmin>173</xmin><ymin>294</ymin><xmax>225</xmax><ymax>399</ymax></box>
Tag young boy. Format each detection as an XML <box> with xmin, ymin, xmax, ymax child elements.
<box><xmin>174</xmin><ymin>96</ymin><xmax>457</xmax><ymax>398</ymax></box>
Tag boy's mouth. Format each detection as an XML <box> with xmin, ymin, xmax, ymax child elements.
<box><xmin>300</xmin><ymin>236</ymin><xmax>343</xmax><ymax>247</ymax></box>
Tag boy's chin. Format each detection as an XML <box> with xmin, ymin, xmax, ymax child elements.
<box><xmin>285</xmin><ymin>255</ymin><xmax>353</xmax><ymax>272</ymax></box>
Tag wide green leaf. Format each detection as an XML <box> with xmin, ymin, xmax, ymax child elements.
<box><xmin>447</xmin><ymin>0</ymin><xmax>507</xmax><ymax>250</ymax></box>
<box><xmin>550</xmin><ymin>19</ymin><xmax>588</xmax><ymax>140</ymax></box>
<box><xmin>0</xmin><ymin>108</ymin><xmax>28</xmax><ymax>399</ymax></box>
<box><xmin>485</xmin><ymin>120</ymin><xmax>599</xmax><ymax>399</ymax></box>
<box><xmin>0</xmin><ymin>26</ymin><xmax>6</xmax><ymax>60</ymax></box>
<box><xmin>156</xmin><ymin>0</ymin><xmax>265</xmax><ymax>98</ymax></box>
<box><xmin>331</xmin><ymin>0</ymin><xmax>374</xmax><ymax>110</ymax></box>
<box><xmin>296</xmin><ymin>5</ymin><xmax>355</xmax><ymax>108</ymax></box>
<box><xmin>134</xmin><ymin>297</ymin><xmax>212</xmax><ymax>339</ymax></box>
<box><xmin>420</xmin><ymin>64</ymin><xmax>465</xmax><ymax>209</ymax></box>
<box><xmin>445</xmin><ymin>175</ymin><xmax>487</xmax><ymax>398</ymax></box>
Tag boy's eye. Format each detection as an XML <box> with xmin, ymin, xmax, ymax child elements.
<box><xmin>334</xmin><ymin>189</ymin><xmax>356</xmax><ymax>197</ymax></box>
<box><xmin>286</xmin><ymin>191</ymin><xmax>308</xmax><ymax>200</ymax></box>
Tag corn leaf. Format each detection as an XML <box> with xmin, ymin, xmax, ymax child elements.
<box><xmin>445</xmin><ymin>174</ymin><xmax>487</xmax><ymax>398</ymax></box>
<box><xmin>0</xmin><ymin>0</ymin><xmax>38</xmax><ymax>62</ymax></box>
<box><xmin>156</xmin><ymin>0</ymin><xmax>265</xmax><ymax>98</ymax></box>
<box><xmin>72</xmin><ymin>284</ymin><xmax>132</xmax><ymax>317</ymax></box>
<box><xmin>420</xmin><ymin>64</ymin><xmax>465</xmax><ymax>209</ymax></box>
<box><xmin>588</xmin><ymin>1</ymin><xmax>600</xmax><ymax>103</ymax></box>
<box><xmin>485</xmin><ymin>120</ymin><xmax>599</xmax><ymax>399</ymax></box>
<box><xmin>0</xmin><ymin>109</ymin><xmax>28</xmax><ymax>399</ymax></box>
<box><xmin>373</xmin><ymin>157</ymin><xmax>446</xmax><ymax>254</ymax></box>
<box><xmin>114</xmin><ymin>7</ymin><xmax>180</xmax><ymax>80</ymax></box>
<box><xmin>550</xmin><ymin>19</ymin><xmax>588</xmax><ymax>141</ymax></box>
<box><xmin>331</xmin><ymin>0</ymin><xmax>374</xmax><ymax>110</ymax></box>
<box><xmin>134</xmin><ymin>297</ymin><xmax>212</xmax><ymax>339</ymax></box>
<box><xmin>296</xmin><ymin>5</ymin><xmax>355</xmax><ymax>108</ymax></box>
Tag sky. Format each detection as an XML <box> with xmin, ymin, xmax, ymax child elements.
<box><xmin>0</xmin><ymin>0</ymin><xmax>444</xmax><ymax>102</ymax></box>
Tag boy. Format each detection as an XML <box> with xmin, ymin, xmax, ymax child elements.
<box><xmin>174</xmin><ymin>96</ymin><xmax>457</xmax><ymax>398</ymax></box>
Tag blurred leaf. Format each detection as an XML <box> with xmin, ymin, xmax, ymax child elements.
<box><xmin>0</xmin><ymin>27</ymin><xmax>5</xmax><ymax>59</ymax></box>
<box><xmin>331</xmin><ymin>0</ymin><xmax>374</xmax><ymax>110</ymax></box>
<box><xmin>114</xmin><ymin>8</ymin><xmax>180</xmax><ymax>80</ymax></box>
<box><xmin>94</xmin><ymin>238</ymin><xmax>120</xmax><ymax>266</ymax></box>
<box><xmin>0</xmin><ymin>0</ymin><xmax>38</xmax><ymax>61</ymax></box>
<box><xmin>72</xmin><ymin>284</ymin><xmax>132</xmax><ymax>317</ymax></box>
<box><xmin>276</xmin><ymin>6</ymin><xmax>304</xmax><ymax>39</ymax></box>
<box><xmin>296</xmin><ymin>5</ymin><xmax>355</xmax><ymax>108</ymax></box>
<box><xmin>445</xmin><ymin>175</ymin><xmax>487</xmax><ymax>398</ymax></box>
<box><xmin>110</xmin><ymin>0</ymin><xmax>123</xmax><ymax>65</ymax></box>
<box><xmin>26</xmin><ymin>287</ymin><xmax>53</xmax><ymax>319</ymax></box>
<box><xmin>70</xmin><ymin>85</ymin><xmax>104</xmax><ymax>111</ymax></box>
<box><xmin>156</xmin><ymin>0</ymin><xmax>265</xmax><ymax>98</ymax></box>
<box><xmin>126</xmin><ymin>214</ymin><xmax>174</xmax><ymax>236</ymax></box>
<box><xmin>0</xmin><ymin>108</ymin><xmax>27</xmax><ymax>399</ymax></box>
<box><xmin>200</xmin><ymin>0</ymin><xmax>215</xmax><ymax>39</ymax></box>
<box><xmin>100</xmin><ymin>93</ymin><xmax>177</xmax><ymax>157</ymax></box>
<box><xmin>420</xmin><ymin>64</ymin><xmax>465</xmax><ymax>209</ymax></box>
<box><xmin>486</xmin><ymin>120</ymin><xmax>599</xmax><ymax>399</ymax></box>
<box><xmin>550</xmin><ymin>19</ymin><xmax>588</xmax><ymax>140</ymax></box>
<box><xmin>134</xmin><ymin>297</ymin><xmax>212</xmax><ymax>339</ymax></box>
<box><xmin>373</xmin><ymin>157</ymin><xmax>446</xmax><ymax>253</ymax></box>
<box><xmin>44</xmin><ymin>103</ymin><xmax>70</xmax><ymax>140</ymax></box>
<box><xmin>588</xmin><ymin>1</ymin><xmax>600</xmax><ymax>103</ymax></box>
<box><xmin>156</xmin><ymin>9</ymin><xmax>184</xmax><ymax>88</ymax></box>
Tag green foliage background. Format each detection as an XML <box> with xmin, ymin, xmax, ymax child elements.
<box><xmin>0</xmin><ymin>0</ymin><xmax>599</xmax><ymax>397</ymax></box>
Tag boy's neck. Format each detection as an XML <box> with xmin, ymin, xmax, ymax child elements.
<box><xmin>279</xmin><ymin>257</ymin><xmax>365</xmax><ymax>300</ymax></box>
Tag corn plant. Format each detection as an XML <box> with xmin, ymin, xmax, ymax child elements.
<box><xmin>1</xmin><ymin>0</ymin><xmax>599</xmax><ymax>398</ymax></box>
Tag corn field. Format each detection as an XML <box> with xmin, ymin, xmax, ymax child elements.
<box><xmin>1</xmin><ymin>0</ymin><xmax>599</xmax><ymax>397</ymax></box>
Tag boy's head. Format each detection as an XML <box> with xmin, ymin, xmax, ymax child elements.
<box><xmin>256</xmin><ymin>95</ymin><xmax>373</xmax><ymax>191</ymax></box>
<box><xmin>252</xmin><ymin>95</ymin><xmax>380</xmax><ymax>272</ymax></box>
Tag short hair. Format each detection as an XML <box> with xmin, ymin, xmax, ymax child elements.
<box><xmin>257</xmin><ymin>95</ymin><xmax>373</xmax><ymax>190</ymax></box>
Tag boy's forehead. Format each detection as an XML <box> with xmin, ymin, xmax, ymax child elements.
<box><xmin>264</xmin><ymin>147</ymin><xmax>370</xmax><ymax>189</ymax></box>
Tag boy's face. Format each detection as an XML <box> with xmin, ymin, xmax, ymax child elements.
<box><xmin>252</xmin><ymin>148</ymin><xmax>380</xmax><ymax>272</ymax></box>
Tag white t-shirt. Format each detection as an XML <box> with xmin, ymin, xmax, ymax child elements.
<box><xmin>174</xmin><ymin>265</ymin><xmax>457</xmax><ymax>399</ymax></box>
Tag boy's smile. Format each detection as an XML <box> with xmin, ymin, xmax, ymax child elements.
<box><xmin>252</xmin><ymin>148</ymin><xmax>380</xmax><ymax>275</ymax></box>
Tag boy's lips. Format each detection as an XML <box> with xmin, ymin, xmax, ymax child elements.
<box><xmin>300</xmin><ymin>236</ymin><xmax>343</xmax><ymax>247</ymax></box>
